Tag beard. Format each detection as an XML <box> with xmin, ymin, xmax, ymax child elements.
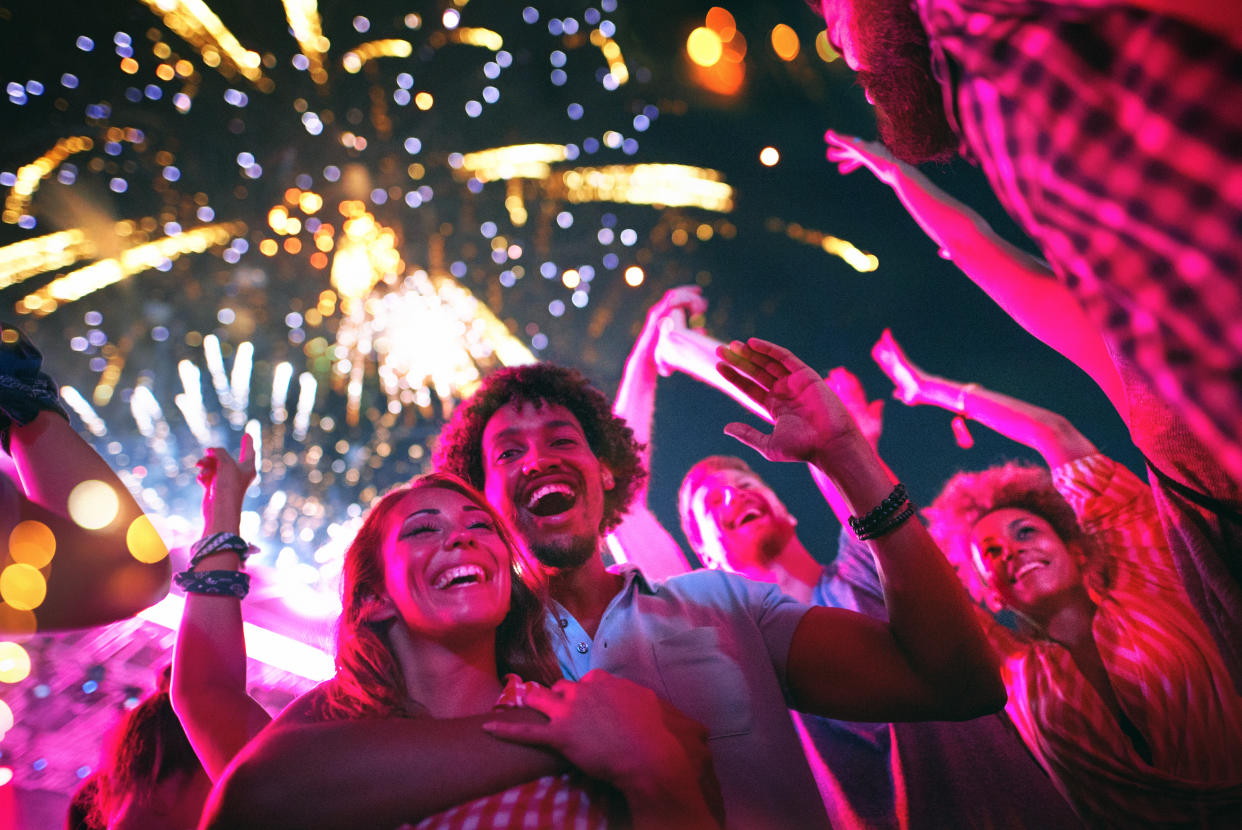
<box><xmin>854</xmin><ymin>0</ymin><xmax>959</xmax><ymax>164</ymax></box>
<box><xmin>527</xmin><ymin>530</ymin><xmax>599</xmax><ymax>572</ymax></box>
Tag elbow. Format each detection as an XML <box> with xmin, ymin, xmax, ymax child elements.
<box><xmin>948</xmin><ymin>668</ymin><xmax>1007</xmax><ymax>721</ymax></box>
<box><xmin>199</xmin><ymin>756</ymin><xmax>278</xmax><ymax>830</ymax></box>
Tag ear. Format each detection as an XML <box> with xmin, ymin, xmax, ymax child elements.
<box><xmin>601</xmin><ymin>465</ymin><xmax>616</xmax><ymax>491</ymax></box>
<box><xmin>363</xmin><ymin>592</ymin><xmax>397</xmax><ymax>623</ymax></box>
<box><xmin>1067</xmin><ymin>540</ymin><xmax>1089</xmax><ymax>571</ymax></box>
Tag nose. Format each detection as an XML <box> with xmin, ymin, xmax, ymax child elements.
<box><xmin>446</xmin><ymin>527</ymin><xmax>474</xmax><ymax>549</ymax></box>
<box><xmin>521</xmin><ymin>447</ymin><xmax>561</xmax><ymax>476</ymax></box>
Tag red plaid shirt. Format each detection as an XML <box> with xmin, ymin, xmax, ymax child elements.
<box><xmin>919</xmin><ymin>0</ymin><xmax>1242</xmax><ymax>483</ymax></box>
<box><xmin>405</xmin><ymin>676</ymin><xmax>612</xmax><ymax>830</ymax></box>
<box><xmin>982</xmin><ymin>455</ymin><xmax>1242</xmax><ymax>827</ymax></box>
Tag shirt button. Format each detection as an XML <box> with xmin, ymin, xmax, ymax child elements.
<box><xmin>558</xmin><ymin>618</ymin><xmax>569</xmax><ymax>628</ymax></box>
<box><xmin>576</xmin><ymin>642</ymin><xmax>589</xmax><ymax>654</ymax></box>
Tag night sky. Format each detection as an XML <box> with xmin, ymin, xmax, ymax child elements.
<box><xmin>0</xmin><ymin>0</ymin><xmax>1138</xmax><ymax>574</ymax></box>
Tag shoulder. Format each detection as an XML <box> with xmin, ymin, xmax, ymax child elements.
<box><xmin>272</xmin><ymin>680</ymin><xmax>340</xmax><ymax>726</ymax></box>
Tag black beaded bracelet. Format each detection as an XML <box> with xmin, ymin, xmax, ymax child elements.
<box><xmin>848</xmin><ymin>483</ymin><xmax>909</xmax><ymax>537</ymax></box>
<box><xmin>855</xmin><ymin>502</ymin><xmax>917</xmax><ymax>541</ymax></box>
<box><xmin>174</xmin><ymin>569</ymin><xmax>251</xmax><ymax>598</ymax></box>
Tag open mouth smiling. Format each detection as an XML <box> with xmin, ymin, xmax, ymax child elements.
<box><xmin>1011</xmin><ymin>559</ymin><xmax>1048</xmax><ymax>583</ymax></box>
<box><xmin>432</xmin><ymin>563</ymin><xmax>488</xmax><ymax>590</ymax></box>
<box><xmin>525</xmin><ymin>482</ymin><xmax>577</xmax><ymax>517</ymax></box>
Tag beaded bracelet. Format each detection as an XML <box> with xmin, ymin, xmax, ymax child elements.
<box><xmin>189</xmin><ymin>532</ymin><xmax>256</xmax><ymax>569</ymax></box>
<box><xmin>855</xmin><ymin>503</ymin><xmax>917</xmax><ymax>541</ymax></box>
<box><xmin>848</xmin><ymin>483</ymin><xmax>916</xmax><ymax>541</ymax></box>
<box><xmin>174</xmin><ymin>569</ymin><xmax>251</xmax><ymax>598</ymax></box>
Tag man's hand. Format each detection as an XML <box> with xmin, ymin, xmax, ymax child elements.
<box><xmin>716</xmin><ymin>338</ymin><xmax>862</xmax><ymax>468</ymax></box>
<box><xmin>482</xmin><ymin>670</ymin><xmax>711</xmax><ymax>791</ymax></box>
<box><xmin>196</xmin><ymin>433</ymin><xmax>256</xmax><ymax>536</ymax></box>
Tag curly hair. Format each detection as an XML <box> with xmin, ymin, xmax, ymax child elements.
<box><xmin>924</xmin><ymin>461</ymin><xmax>1098</xmax><ymax>611</ymax></box>
<box><xmin>434</xmin><ymin>363</ymin><xmax>647</xmax><ymax>533</ymax></box>
<box><xmin>324</xmin><ymin>473</ymin><xmax>561</xmax><ymax>721</ymax></box>
<box><xmin>677</xmin><ymin>455</ymin><xmax>756</xmax><ymax>555</ymax></box>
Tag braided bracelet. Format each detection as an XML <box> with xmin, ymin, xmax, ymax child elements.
<box><xmin>848</xmin><ymin>483</ymin><xmax>915</xmax><ymax>541</ymax></box>
<box><xmin>174</xmin><ymin>569</ymin><xmax>251</xmax><ymax>598</ymax></box>
<box><xmin>189</xmin><ymin>532</ymin><xmax>255</xmax><ymax>569</ymax></box>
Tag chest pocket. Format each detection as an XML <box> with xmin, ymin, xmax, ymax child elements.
<box><xmin>653</xmin><ymin>627</ymin><xmax>753</xmax><ymax>739</ymax></box>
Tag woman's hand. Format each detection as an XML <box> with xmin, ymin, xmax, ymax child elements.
<box><xmin>826</xmin><ymin>366</ymin><xmax>885</xmax><ymax>451</ymax></box>
<box><xmin>197</xmin><ymin>433</ymin><xmax>256</xmax><ymax>536</ymax></box>
<box><xmin>825</xmin><ymin>130</ymin><xmax>901</xmax><ymax>187</ymax></box>
<box><xmin>871</xmin><ymin>329</ymin><xmax>932</xmax><ymax>406</ymax></box>
<box><xmin>638</xmin><ymin>284</ymin><xmax>709</xmax><ymax>377</ymax></box>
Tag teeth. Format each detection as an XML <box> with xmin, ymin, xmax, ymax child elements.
<box><xmin>433</xmin><ymin>564</ymin><xmax>486</xmax><ymax>590</ymax></box>
<box><xmin>527</xmin><ymin>482</ymin><xmax>573</xmax><ymax>509</ymax></box>
<box><xmin>1013</xmin><ymin>561</ymin><xmax>1045</xmax><ymax>581</ymax></box>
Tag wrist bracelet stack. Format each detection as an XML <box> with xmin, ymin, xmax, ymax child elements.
<box><xmin>176</xmin><ymin>533</ymin><xmax>255</xmax><ymax>598</ymax></box>
<box><xmin>848</xmin><ymin>483</ymin><xmax>917</xmax><ymax>541</ymax></box>
<box><xmin>174</xmin><ymin>569</ymin><xmax>251</xmax><ymax>598</ymax></box>
<box><xmin>189</xmin><ymin>532</ymin><xmax>256</xmax><ymax>568</ymax></box>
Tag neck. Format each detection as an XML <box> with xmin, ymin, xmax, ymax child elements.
<box><xmin>386</xmin><ymin>622</ymin><xmax>504</xmax><ymax>718</ymax></box>
<box><xmin>547</xmin><ymin>550</ymin><xmax>623</xmax><ymax>638</ymax></box>
<box><xmin>734</xmin><ymin>534</ymin><xmax>821</xmax><ymax>603</ymax></box>
<box><xmin>1031</xmin><ymin>588</ymin><xmax>1097</xmax><ymax>649</ymax></box>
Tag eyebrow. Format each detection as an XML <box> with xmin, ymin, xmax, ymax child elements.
<box><xmin>488</xmin><ymin>419</ymin><xmax>583</xmax><ymax>442</ymax></box>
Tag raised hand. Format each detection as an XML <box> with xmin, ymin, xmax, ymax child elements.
<box><xmin>871</xmin><ymin>329</ymin><xmax>930</xmax><ymax>405</ymax></box>
<box><xmin>196</xmin><ymin>433</ymin><xmax>257</xmax><ymax>535</ymax></box>
<box><xmin>641</xmin><ymin>285</ymin><xmax>709</xmax><ymax>377</ymax></box>
<box><xmin>825</xmin><ymin>130</ymin><xmax>901</xmax><ymax>186</ymax></box>
<box><xmin>826</xmin><ymin>367</ymin><xmax>884</xmax><ymax>451</ymax></box>
<box><xmin>716</xmin><ymin>338</ymin><xmax>861</xmax><ymax>467</ymax></box>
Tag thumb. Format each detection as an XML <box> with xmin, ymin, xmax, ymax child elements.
<box><xmin>723</xmin><ymin>423</ymin><xmax>769</xmax><ymax>457</ymax></box>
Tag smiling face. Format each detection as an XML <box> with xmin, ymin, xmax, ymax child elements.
<box><xmin>480</xmin><ymin>400</ymin><xmax>614</xmax><ymax>572</ymax></box>
<box><xmin>374</xmin><ymin>486</ymin><xmax>512</xmax><ymax>642</ymax></box>
<box><xmin>970</xmin><ymin>507</ymin><xmax>1086</xmax><ymax>619</ymax></box>
<box><xmin>689</xmin><ymin>467</ymin><xmax>797</xmax><ymax>575</ymax></box>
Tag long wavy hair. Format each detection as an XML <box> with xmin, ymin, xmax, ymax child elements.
<box><xmin>925</xmin><ymin>461</ymin><xmax>1103</xmax><ymax>614</ymax></box>
<box><xmin>323</xmin><ymin>473</ymin><xmax>560</xmax><ymax>720</ymax></box>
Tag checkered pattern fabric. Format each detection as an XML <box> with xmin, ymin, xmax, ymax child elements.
<box><xmin>981</xmin><ymin>455</ymin><xmax>1242</xmax><ymax>826</ymax></box>
<box><xmin>403</xmin><ymin>676</ymin><xmax>611</xmax><ymax>830</ymax></box>
<box><xmin>920</xmin><ymin>0</ymin><xmax>1242</xmax><ymax>484</ymax></box>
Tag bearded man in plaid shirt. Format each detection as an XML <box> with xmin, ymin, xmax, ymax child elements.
<box><xmin>814</xmin><ymin>0</ymin><xmax>1242</xmax><ymax>686</ymax></box>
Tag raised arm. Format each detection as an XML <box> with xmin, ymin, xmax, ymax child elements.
<box><xmin>610</xmin><ymin>286</ymin><xmax>710</xmax><ymax>578</ymax></box>
<box><xmin>825</xmin><ymin>132</ymin><xmax>1129</xmax><ymax>423</ymax></box>
<box><xmin>170</xmin><ymin>435</ymin><xmax>272</xmax><ymax>781</ymax></box>
<box><xmin>717</xmin><ymin>338</ymin><xmax>1004</xmax><ymax>722</ymax></box>
<box><xmin>872</xmin><ymin>329</ymin><xmax>1098</xmax><ymax>469</ymax></box>
<box><xmin>0</xmin><ymin>325</ymin><xmax>168</xmax><ymax>631</ymax></box>
<box><xmin>200</xmin><ymin>684</ymin><xmax>567</xmax><ymax>830</ymax></box>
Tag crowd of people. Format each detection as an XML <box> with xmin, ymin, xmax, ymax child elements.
<box><xmin>3</xmin><ymin>1</ymin><xmax>1240</xmax><ymax>827</ymax></box>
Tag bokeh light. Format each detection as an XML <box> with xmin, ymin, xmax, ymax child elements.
<box><xmin>0</xmin><ymin>641</ymin><xmax>32</xmax><ymax>683</ymax></box>
<box><xmin>126</xmin><ymin>516</ymin><xmax>169</xmax><ymax>563</ymax></box>
<box><xmin>67</xmin><ymin>480</ymin><xmax>120</xmax><ymax>530</ymax></box>
<box><xmin>0</xmin><ymin>564</ymin><xmax>47</xmax><ymax>611</ymax></box>
<box><xmin>687</xmin><ymin>27</ymin><xmax>723</xmax><ymax>68</ymax></box>
<box><xmin>8</xmin><ymin>520</ymin><xmax>56</xmax><ymax>568</ymax></box>
<box><xmin>770</xmin><ymin>24</ymin><xmax>799</xmax><ymax>61</ymax></box>
<box><xmin>759</xmin><ymin>147</ymin><xmax>780</xmax><ymax>167</ymax></box>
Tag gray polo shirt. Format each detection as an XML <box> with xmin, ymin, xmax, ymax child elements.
<box><xmin>548</xmin><ymin>565</ymin><xmax>829</xmax><ymax>829</ymax></box>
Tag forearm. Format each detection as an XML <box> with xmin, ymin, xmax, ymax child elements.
<box><xmin>6</xmin><ymin>412</ymin><xmax>168</xmax><ymax>627</ymax></box>
<box><xmin>201</xmin><ymin>710</ymin><xmax>567</xmax><ymax>829</ymax></box>
<box><xmin>911</xmin><ymin>376</ymin><xmax>1097</xmax><ymax>468</ymax></box>
<box><xmin>813</xmin><ymin>438</ymin><xmax>1003</xmax><ymax>717</ymax></box>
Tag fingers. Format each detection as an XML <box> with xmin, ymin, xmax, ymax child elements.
<box><xmin>239</xmin><ymin>432</ymin><xmax>256</xmax><ymax>469</ymax></box>
<box><xmin>723</xmin><ymin>422</ymin><xmax>768</xmax><ymax>457</ymax></box>
<box><xmin>480</xmin><ymin>719</ymin><xmax>554</xmax><ymax>747</ymax></box>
